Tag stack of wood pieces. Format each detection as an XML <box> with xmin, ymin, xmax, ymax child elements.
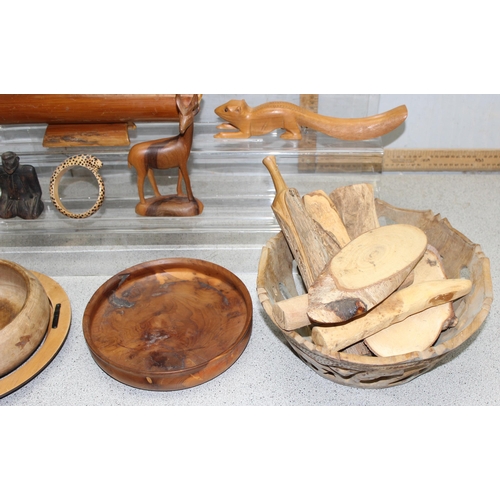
<box><xmin>262</xmin><ymin>156</ymin><xmax>472</xmax><ymax>357</ymax></box>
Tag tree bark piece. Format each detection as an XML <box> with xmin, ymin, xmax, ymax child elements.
<box><xmin>307</xmin><ymin>224</ymin><xmax>428</xmax><ymax>324</ymax></box>
<box><xmin>303</xmin><ymin>190</ymin><xmax>351</xmax><ymax>250</ymax></box>
<box><xmin>329</xmin><ymin>183</ymin><xmax>379</xmax><ymax>239</ymax></box>
<box><xmin>364</xmin><ymin>245</ymin><xmax>458</xmax><ymax>356</ymax></box>
<box><xmin>312</xmin><ymin>279</ymin><xmax>472</xmax><ymax>352</ymax></box>
<box><xmin>262</xmin><ymin>156</ymin><xmax>339</xmax><ymax>290</ymax></box>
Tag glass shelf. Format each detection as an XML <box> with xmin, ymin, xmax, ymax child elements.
<box><xmin>0</xmin><ymin>121</ymin><xmax>383</xmax><ymax>247</ymax></box>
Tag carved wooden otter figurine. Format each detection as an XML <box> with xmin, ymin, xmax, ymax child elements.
<box><xmin>214</xmin><ymin>99</ymin><xmax>408</xmax><ymax>141</ymax></box>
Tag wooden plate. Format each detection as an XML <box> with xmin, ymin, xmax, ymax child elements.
<box><xmin>82</xmin><ymin>258</ymin><xmax>253</xmax><ymax>391</ymax></box>
<box><xmin>0</xmin><ymin>272</ymin><xmax>72</xmax><ymax>398</ymax></box>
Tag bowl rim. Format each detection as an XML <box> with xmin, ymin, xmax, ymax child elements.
<box><xmin>0</xmin><ymin>271</ymin><xmax>72</xmax><ymax>398</ymax></box>
<box><xmin>0</xmin><ymin>260</ymin><xmax>51</xmax><ymax>372</ymax></box>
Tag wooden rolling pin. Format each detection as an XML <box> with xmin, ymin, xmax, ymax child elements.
<box><xmin>311</xmin><ymin>279</ymin><xmax>472</xmax><ymax>352</ymax></box>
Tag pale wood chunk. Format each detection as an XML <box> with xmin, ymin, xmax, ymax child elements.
<box><xmin>303</xmin><ymin>190</ymin><xmax>350</xmax><ymax>249</ymax></box>
<box><xmin>329</xmin><ymin>183</ymin><xmax>379</xmax><ymax>239</ymax></box>
<box><xmin>272</xmin><ymin>294</ymin><xmax>309</xmax><ymax>331</ymax></box>
<box><xmin>273</xmin><ymin>226</ymin><xmax>426</xmax><ymax>331</ymax></box>
<box><xmin>312</xmin><ymin>279</ymin><xmax>472</xmax><ymax>352</ymax></box>
<box><xmin>285</xmin><ymin>190</ymin><xmax>341</xmax><ymax>284</ymax></box>
<box><xmin>365</xmin><ymin>245</ymin><xmax>458</xmax><ymax>356</ymax></box>
<box><xmin>308</xmin><ymin>224</ymin><xmax>427</xmax><ymax>324</ymax></box>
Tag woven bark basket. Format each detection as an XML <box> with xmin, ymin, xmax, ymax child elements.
<box><xmin>257</xmin><ymin>199</ymin><xmax>493</xmax><ymax>388</ymax></box>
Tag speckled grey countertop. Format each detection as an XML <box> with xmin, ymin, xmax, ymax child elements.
<box><xmin>1</xmin><ymin>171</ymin><xmax>498</xmax><ymax>405</ymax></box>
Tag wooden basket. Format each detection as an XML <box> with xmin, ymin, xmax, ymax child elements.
<box><xmin>257</xmin><ymin>199</ymin><xmax>493</xmax><ymax>388</ymax></box>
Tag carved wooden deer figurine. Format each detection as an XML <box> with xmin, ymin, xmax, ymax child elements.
<box><xmin>128</xmin><ymin>94</ymin><xmax>200</xmax><ymax>205</ymax></box>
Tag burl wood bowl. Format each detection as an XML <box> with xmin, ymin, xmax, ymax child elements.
<box><xmin>0</xmin><ymin>260</ymin><xmax>51</xmax><ymax>377</ymax></box>
<box><xmin>83</xmin><ymin>258</ymin><xmax>252</xmax><ymax>391</ymax></box>
<box><xmin>257</xmin><ymin>199</ymin><xmax>493</xmax><ymax>388</ymax></box>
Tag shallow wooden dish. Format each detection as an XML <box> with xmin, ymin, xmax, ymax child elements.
<box><xmin>0</xmin><ymin>272</ymin><xmax>72</xmax><ymax>398</ymax></box>
<box><xmin>257</xmin><ymin>199</ymin><xmax>493</xmax><ymax>388</ymax></box>
<box><xmin>83</xmin><ymin>258</ymin><xmax>252</xmax><ymax>391</ymax></box>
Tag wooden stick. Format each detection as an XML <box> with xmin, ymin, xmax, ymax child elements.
<box><xmin>312</xmin><ymin>279</ymin><xmax>472</xmax><ymax>352</ymax></box>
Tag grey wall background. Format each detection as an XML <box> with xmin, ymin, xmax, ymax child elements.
<box><xmin>196</xmin><ymin>94</ymin><xmax>500</xmax><ymax>149</ymax></box>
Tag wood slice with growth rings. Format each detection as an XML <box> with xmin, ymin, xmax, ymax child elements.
<box><xmin>49</xmin><ymin>154</ymin><xmax>105</xmax><ymax>219</ymax></box>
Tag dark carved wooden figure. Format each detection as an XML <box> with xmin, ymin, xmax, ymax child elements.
<box><xmin>0</xmin><ymin>152</ymin><xmax>44</xmax><ymax>219</ymax></box>
<box><xmin>128</xmin><ymin>94</ymin><xmax>203</xmax><ymax>217</ymax></box>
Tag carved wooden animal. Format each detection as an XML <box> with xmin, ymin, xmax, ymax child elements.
<box><xmin>128</xmin><ymin>94</ymin><xmax>200</xmax><ymax>204</ymax></box>
<box><xmin>214</xmin><ymin>99</ymin><xmax>408</xmax><ymax>140</ymax></box>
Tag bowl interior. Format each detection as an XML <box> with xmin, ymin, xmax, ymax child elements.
<box><xmin>0</xmin><ymin>263</ymin><xmax>28</xmax><ymax>330</ymax></box>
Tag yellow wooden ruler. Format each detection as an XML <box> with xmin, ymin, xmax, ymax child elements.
<box><xmin>298</xmin><ymin>94</ymin><xmax>320</xmax><ymax>171</ymax></box>
<box><xmin>300</xmin><ymin>94</ymin><xmax>319</xmax><ymax>112</ymax></box>
<box><xmin>383</xmin><ymin>149</ymin><xmax>500</xmax><ymax>172</ymax></box>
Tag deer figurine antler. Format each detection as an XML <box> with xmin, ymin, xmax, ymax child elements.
<box><xmin>128</xmin><ymin>94</ymin><xmax>203</xmax><ymax>216</ymax></box>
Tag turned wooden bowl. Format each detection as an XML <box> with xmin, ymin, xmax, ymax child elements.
<box><xmin>0</xmin><ymin>260</ymin><xmax>51</xmax><ymax>377</ymax></box>
<box><xmin>257</xmin><ymin>199</ymin><xmax>493</xmax><ymax>388</ymax></box>
<box><xmin>83</xmin><ymin>258</ymin><xmax>252</xmax><ymax>391</ymax></box>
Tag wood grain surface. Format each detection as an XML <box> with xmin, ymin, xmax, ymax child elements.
<box><xmin>83</xmin><ymin>258</ymin><xmax>252</xmax><ymax>391</ymax></box>
<box><xmin>0</xmin><ymin>94</ymin><xmax>194</xmax><ymax>124</ymax></box>
<box><xmin>312</xmin><ymin>279</ymin><xmax>472</xmax><ymax>352</ymax></box>
<box><xmin>0</xmin><ymin>260</ymin><xmax>51</xmax><ymax>377</ymax></box>
<box><xmin>307</xmin><ymin>224</ymin><xmax>428</xmax><ymax>324</ymax></box>
<box><xmin>364</xmin><ymin>245</ymin><xmax>457</xmax><ymax>356</ymax></box>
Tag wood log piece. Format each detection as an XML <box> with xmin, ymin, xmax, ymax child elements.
<box><xmin>272</xmin><ymin>265</ymin><xmax>417</xmax><ymax>332</ymax></box>
<box><xmin>329</xmin><ymin>183</ymin><xmax>379</xmax><ymax>239</ymax></box>
<box><xmin>262</xmin><ymin>156</ymin><xmax>339</xmax><ymax>290</ymax></box>
<box><xmin>364</xmin><ymin>245</ymin><xmax>458</xmax><ymax>356</ymax></box>
<box><xmin>312</xmin><ymin>279</ymin><xmax>472</xmax><ymax>352</ymax></box>
<box><xmin>271</xmin><ymin>224</ymin><xmax>425</xmax><ymax>331</ymax></box>
<box><xmin>303</xmin><ymin>190</ymin><xmax>392</xmax><ymax>356</ymax></box>
<box><xmin>308</xmin><ymin>224</ymin><xmax>427</xmax><ymax>324</ymax></box>
<box><xmin>303</xmin><ymin>190</ymin><xmax>351</xmax><ymax>250</ymax></box>
<box><xmin>0</xmin><ymin>94</ymin><xmax>198</xmax><ymax>124</ymax></box>
<box><xmin>272</xmin><ymin>294</ymin><xmax>309</xmax><ymax>331</ymax></box>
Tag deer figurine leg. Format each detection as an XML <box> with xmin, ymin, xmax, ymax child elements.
<box><xmin>146</xmin><ymin>169</ymin><xmax>162</xmax><ymax>198</ymax></box>
<box><xmin>178</xmin><ymin>163</ymin><xmax>195</xmax><ymax>201</ymax></box>
<box><xmin>134</xmin><ymin>166</ymin><xmax>147</xmax><ymax>204</ymax></box>
<box><xmin>176</xmin><ymin>170</ymin><xmax>185</xmax><ymax>196</ymax></box>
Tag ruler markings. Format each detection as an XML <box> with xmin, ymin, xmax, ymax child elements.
<box><xmin>383</xmin><ymin>149</ymin><xmax>500</xmax><ymax>171</ymax></box>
